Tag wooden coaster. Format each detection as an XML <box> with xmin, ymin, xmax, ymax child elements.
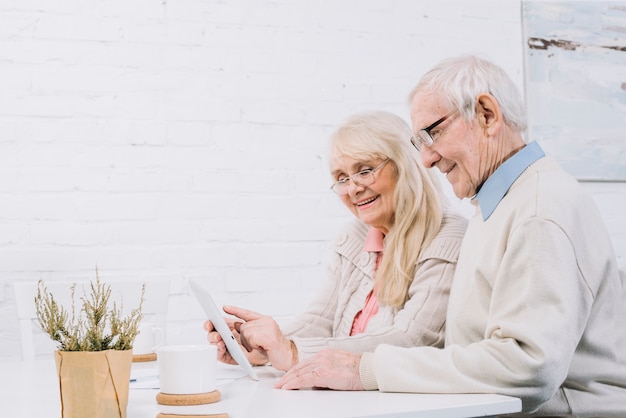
<box><xmin>156</xmin><ymin>414</ymin><xmax>228</xmax><ymax>418</ymax></box>
<box><xmin>156</xmin><ymin>390</ymin><xmax>221</xmax><ymax>406</ymax></box>
<box><xmin>133</xmin><ymin>353</ymin><xmax>157</xmax><ymax>362</ymax></box>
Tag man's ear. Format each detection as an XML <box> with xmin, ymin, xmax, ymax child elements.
<box><xmin>476</xmin><ymin>92</ymin><xmax>502</xmax><ymax>136</ymax></box>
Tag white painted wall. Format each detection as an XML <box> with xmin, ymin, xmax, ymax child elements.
<box><xmin>1</xmin><ymin>0</ymin><xmax>624</xmax><ymax>359</ymax></box>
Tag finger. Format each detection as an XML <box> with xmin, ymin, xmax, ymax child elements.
<box><xmin>215</xmin><ymin>340</ymin><xmax>226</xmax><ymax>353</ymax></box>
<box><xmin>275</xmin><ymin>359</ymin><xmax>310</xmax><ymax>387</ymax></box>
<box><xmin>275</xmin><ymin>363</ymin><xmax>315</xmax><ymax>390</ymax></box>
<box><xmin>207</xmin><ymin>331</ymin><xmax>223</xmax><ymax>344</ymax></box>
<box><xmin>215</xmin><ymin>341</ymin><xmax>237</xmax><ymax>365</ymax></box>
<box><xmin>235</xmin><ymin>322</ymin><xmax>254</xmax><ymax>353</ymax></box>
<box><xmin>203</xmin><ymin>320</ymin><xmax>214</xmax><ymax>332</ymax></box>
<box><xmin>274</xmin><ymin>371</ymin><xmax>293</xmax><ymax>389</ymax></box>
<box><xmin>222</xmin><ymin>314</ymin><xmax>235</xmax><ymax>326</ymax></box>
<box><xmin>223</xmin><ymin>305</ymin><xmax>265</xmax><ymax>322</ymax></box>
<box><xmin>234</xmin><ymin>321</ymin><xmax>243</xmax><ymax>333</ymax></box>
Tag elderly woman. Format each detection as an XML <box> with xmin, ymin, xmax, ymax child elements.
<box><xmin>205</xmin><ymin>110</ymin><xmax>468</xmax><ymax>371</ymax></box>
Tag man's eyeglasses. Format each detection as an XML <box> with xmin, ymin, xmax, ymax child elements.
<box><xmin>410</xmin><ymin>109</ymin><xmax>459</xmax><ymax>151</ymax></box>
<box><xmin>330</xmin><ymin>159</ymin><xmax>390</xmax><ymax>195</ymax></box>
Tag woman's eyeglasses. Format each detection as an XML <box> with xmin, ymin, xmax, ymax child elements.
<box><xmin>330</xmin><ymin>159</ymin><xmax>390</xmax><ymax>195</ymax></box>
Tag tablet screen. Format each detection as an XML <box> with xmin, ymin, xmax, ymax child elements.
<box><xmin>189</xmin><ymin>279</ymin><xmax>259</xmax><ymax>381</ymax></box>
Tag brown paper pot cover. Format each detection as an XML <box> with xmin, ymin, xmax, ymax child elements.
<box><xmin>55</xmin><ymin>349</ymin><xmax>133</xmax><ymax>418</ymax></box>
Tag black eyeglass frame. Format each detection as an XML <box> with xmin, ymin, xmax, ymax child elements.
<box><xmin>410</xmin><ymin>109</ymin><xmax>459</xmax><ymax>151</ymax></box>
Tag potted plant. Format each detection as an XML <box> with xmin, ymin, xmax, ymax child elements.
<box><xmin>35</xmin><ymin>268</ymin><xmax>145</xmax><ymax>418</ymax></box>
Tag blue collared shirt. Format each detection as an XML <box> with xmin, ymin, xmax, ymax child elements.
<box><xmin>474</xmin><ymin>141</ymin><xmax>545</xmax><ymax>221</ymax></box>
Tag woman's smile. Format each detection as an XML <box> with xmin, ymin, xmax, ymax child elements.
<box><xmin>355</xmin><ymin>194</ymin><xmax>380</xmax><ymax>208</ymax></box>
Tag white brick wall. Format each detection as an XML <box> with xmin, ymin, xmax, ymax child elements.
<box><xmin>1</xmin><ymin>0</ymin><xmax>624</xmax><ymax>359</ymax></box>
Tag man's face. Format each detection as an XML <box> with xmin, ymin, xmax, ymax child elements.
<box><xmin>409</xmin><ymin>90</ymin><xmax>485</xmax><ymax>199</ymax></box>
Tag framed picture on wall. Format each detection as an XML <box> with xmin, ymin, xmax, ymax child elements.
<box><xmin>522</xmin><ymin>1</ymin><xmax>626</xmax><ymax>181</ymax></box>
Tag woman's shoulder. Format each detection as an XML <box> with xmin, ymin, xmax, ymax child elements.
<box><xmin>329</xmin><ymin>218</ymin><xmax>371</xmax><ymax>258</ymax></box>
<box><xmin>419</xmin><ymin>210</ymin><xmax>468</xmax><ymax>262</ymax></box>
<box><xmin>333</xmin><ymin>218</ymin><xmax>369</xmax><ymax>244</ymax></box>
<box><xmin>438</xmin><ymin>210</ymin><xmax>469</xmax><ymax>239</ymax></box>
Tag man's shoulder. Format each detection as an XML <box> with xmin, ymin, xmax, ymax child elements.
<box><xmin>513</xmin><ymin>156</ymin><xmax>581</xmax><ymax>198</ymax></box>
<box><xmin>506</xmin><ymin>156</ymin><xmax>600</xmax><ymax>222</ymax></box>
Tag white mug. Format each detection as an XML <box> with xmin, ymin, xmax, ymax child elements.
<box><xmin>157</xmin><ymin>344</ymin><xmax>217</xmax><ymax>394</ymax></box>
<box><xmin>133</xmin><ymin>322</ymin><xmax>165</xmax><ymax>355</ymax></box>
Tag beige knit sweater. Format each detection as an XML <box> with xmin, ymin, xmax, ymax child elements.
<box><xmin>282</xmin><ymin>210</ymin><xmax>468</xmax><ymax>359</ymax></box>
<box><xmin>360</xmin><ymin>157</ymin><xmax>626</xmax><ymax>416</ymax></box>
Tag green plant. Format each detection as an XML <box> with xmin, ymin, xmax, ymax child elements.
<box><xmin>35</xmin><ymin>268</ymin><xmax>145</xmax><ymax>351</ymax></box>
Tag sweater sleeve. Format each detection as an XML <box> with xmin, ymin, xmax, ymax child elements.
<box><xmin>289</xmin><ymin>213</ymin><xmax>467</xmax><ymax>360</ymax></box>
<box><xmin>361</xmin><ymin>217</ymin><xmax>595</xmax><ymax>412</ymax></box>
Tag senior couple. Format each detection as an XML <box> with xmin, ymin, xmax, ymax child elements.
<box><xmin>205</xmin><ymin>55</ymin><xmax>626</xmax><ymax>416</ymax></box>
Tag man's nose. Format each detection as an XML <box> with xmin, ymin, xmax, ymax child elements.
<box><xmin>420</xmin><ymin>146</ymin><xmax>439</xmax><ymax>169</ymax></box>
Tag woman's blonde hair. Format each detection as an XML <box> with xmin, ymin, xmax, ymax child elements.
<box><xmin>329</xmin><ymin>110</ymin><xmax>444</xmax><ymax>308</ymax></box>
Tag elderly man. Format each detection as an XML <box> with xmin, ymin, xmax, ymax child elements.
<box><xmin>275</xmin><ymin>55</ymin><xmax>626</xmax><ymax>416</ymax></box>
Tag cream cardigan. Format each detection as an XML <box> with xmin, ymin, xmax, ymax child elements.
<box><xmin>282</xmin><ymin>210</ymin><xmax>468</xmax><ymax>359</ymax></box>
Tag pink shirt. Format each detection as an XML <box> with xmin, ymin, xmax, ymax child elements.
<box><xmin>350</xmin><ymin>227</ymin><xmax>383</xmax><ymax>336</ymax></box>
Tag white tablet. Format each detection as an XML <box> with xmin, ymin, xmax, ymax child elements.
<box><xmin>189</xmin><ymin>279</ymin><xmax>259</xmax><ymax>381</ymax></box>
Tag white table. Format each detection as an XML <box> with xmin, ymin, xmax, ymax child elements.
<box><xmin>0</xmin><ymin>357</ymin><xmax>521</xmax><ymax>418</ymax></box>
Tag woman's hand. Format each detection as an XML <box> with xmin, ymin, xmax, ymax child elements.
<box><xmin>203</xmin><ymin>313</ymin><xmax>267</xmax><ymax>366</ymax></box>
<box><xmin>204</xmin><ymin>305</ymin><xmax>298</xmax><ymax>371</ymax></box>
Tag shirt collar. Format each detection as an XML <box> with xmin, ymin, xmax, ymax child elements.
<box><xmin>364</xmin><ymin>227</ymin><xmax>384</xmax><ymax>253</ymax></box>
<box><xmin>474</xmin><ymin>141</ymin><xmax>545</xmax><ymax>221</ymax></box>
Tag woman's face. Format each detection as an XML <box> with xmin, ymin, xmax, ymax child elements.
<box><xmin>330</xmin><ymin>155</ymin><xmax>397</xmax><ymax>234</ymax></box>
